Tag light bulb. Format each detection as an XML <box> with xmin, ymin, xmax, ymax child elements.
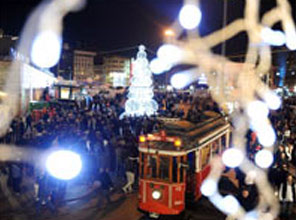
<box><xmin>46</xmin><ymin>150</ymin><xmax>82</xmax><ymax>180</ymax></box>
<box><xmin>157</xmin><ymin>44</ymin><xmax>182</xmax><ymax>64</ymax></box>
<box><xmin>255</xmin><ymin>149</ymin><xmax>274</xmax><ymax>169</ymax></box>
<box><xmin>179</xmin><ymin>4</ymin><xmax>202</xmax><ymax>30</ymax></box>
<box><xmin>261</xmin><ymin>27</ymin><xmax>286</xmax><ymax>46</ymax></box>
<box><xmin>201</xmin><ymin>179</ymin><xmax>218</xmax><ymax>197</ymax></box>
<box><xmin>150</xmin><ymin>58</ymin><xmax>171</xmax><ymax>75</ymax></box>
<box><xmin>31</xmin><ymin>31</ymin><xmax>62</xmax><ymax>68</ymax></box>
<box><xmin>222</xmin><ymin>148</ymin><xmax>244</xmax><ymax>168</ymax></box>
<box><xmin>247</xmin><ymin>101</ymin><xmax>269</xmax><ymax>121</ymax></box>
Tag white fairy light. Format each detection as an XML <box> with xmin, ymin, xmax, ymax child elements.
<box><xmin>150</xmin><ymin>58</ymin><xmax>171</xmax><ymax>75</ymax></box>
<box><xmin>170</xmin><ymin>73</ymin><xmax>190</xmax><ymax>89</ymax></box>
<box><xmin>247</xmin><ymin>101</ymin><xmax>269</xmax><ymax>121</ymax></box>
<box><xmin>220</xmin><ymin>195</ymin><xmax>240</xmax><ymax>215</ymax></box>
<box><xmin>255</xmin><ymin>149</ymin><xmax>274</xmax><ymax>169</ymax></box>
<box><xmin>244</xmin><ymin>211</ymin><xmax>258</xmax><ymax>220</ymax></box>
<box><xmin>263</xmin><ymin>91</ymin><xmax>281</xmax><ymax>110</ymax></box>
<box><xmin>222</xmin><ymin>148</ymin><xmax>244</xmax><ymax>168</ymax></box>
<box><xmin>257</xmin><ymin>125</ymin><xmax>276</xmax><ymax>147</ymax></box>
<box><xmin>201</xmin><ymin>179</ymin><xmax>218</xmax><ymax>197</ymax></box>
<box><xmin>31</xmin><ymin>31</ymin><xmax>62</xmax><ymax>68</ymax></box>
<box><xmin>285</xmin><ymin>28</ymin><xmax>296</xmax><ymax>50</ymax></box>
<box><xmin>46</xmin><ymin>150</ymin><xmax>82</xmax><ymax>180</ymax></box>
<box><xmin>261</xmin><ymin>27</ymin><xmax>286</xmax><ymax>46</ymax></box>
<box><xmin>179</xmin><ymin>4</ymin><xmax>202</xmax><ymax>30</ymax></box>
<box><xmin>157</xmin><ymin>44</ymin><xmax>183</xmax><ymax>64</ymax></box>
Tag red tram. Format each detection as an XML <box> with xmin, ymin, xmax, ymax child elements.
<box><xmin>138</xmin><ymin>112</ymin><xmax>231</xmax><ymax>218</ymax></box>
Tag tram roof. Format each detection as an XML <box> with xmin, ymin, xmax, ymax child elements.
<box><xmin>139</xmin><ymin>111</ymin><xmax>230</xmax><ymax>154</ymax></box>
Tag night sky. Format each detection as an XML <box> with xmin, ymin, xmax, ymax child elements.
<box><xmin>0</xmin><ymin>0</ymin><xmax>295</xmax><ymax>56</ymax></box>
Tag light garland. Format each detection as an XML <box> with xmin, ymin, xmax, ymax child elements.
<box><xmin>151</xmin><ymin>0</ymin><xmax>296</xmax><ymax>219</ymax></box>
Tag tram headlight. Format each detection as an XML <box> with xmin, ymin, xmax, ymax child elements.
<box><xmin>152</xmin><ymin>190</ymin><xmax>162</xmax><ymax>200</ymax></box>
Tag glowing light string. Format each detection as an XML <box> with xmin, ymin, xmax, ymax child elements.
<box><xmin>0</xmin><ymin>0</ymin><xmax>87</xmax><ymax>179</ymax></box>
<box><xmin>151</xmin><ymin>0</ymin><xmax>296</xmax><ymax>219</ymax></box>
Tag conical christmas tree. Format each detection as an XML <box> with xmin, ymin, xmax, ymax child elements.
<box><xmin>124</xmin><ymin>45</ymin><xmax>158</xmax><ymax>117</ymax></box>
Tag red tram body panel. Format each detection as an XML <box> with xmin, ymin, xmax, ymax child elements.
<box><xmin>139</xmin><ymin>180</ymin><xmax>185</xmax><ymax>215</ymax></box>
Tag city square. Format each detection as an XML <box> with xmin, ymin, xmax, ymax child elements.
<box><xmin>0</xmin><ymin>0</ymin><xmax>296</xmax><ymax>220</ymax></box>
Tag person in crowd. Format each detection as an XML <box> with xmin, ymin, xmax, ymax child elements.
<box><xmin>237</xmin><ymin>187</ymin><xmax>258</xmax><ymax>212</ymax></box>
<box><xmin>35</xmin><ymin>170</ymin><xmax>57</xmax><ymax>216</ymax></box>
<box><xmin>96</xmin><ymin>168</ymin><xmax>114</xmax><ymax>208</ymax></box>
<box><xmin>279</xmin><ymin>175</ymin><xmax>296</xmax><ymax>220</ymax></box>
<box><xmin>122</xmin><ymin>156</ymin><xmax>138</xmax><ymax>194</ymax></box>
<box><xmin>10</xmin><ymin>163</ymin><xmax>22</xmax><ymax>195</ymax></box>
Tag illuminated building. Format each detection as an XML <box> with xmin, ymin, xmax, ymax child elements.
<box><xmin>73</xmin><ymin>50</ymin><xmax>97</xmax><ymax>81</ymax></box>
<box><xmin>103</xmin><ymin>55</ymin><xmax>131</xmax><ymax>87</ymax></box>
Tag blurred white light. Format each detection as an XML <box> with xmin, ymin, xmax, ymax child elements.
<box><xmin>286</xmin><ymin>28</ymin><xmax>296</xmax><ymax>50</ymax></box>
<box><xmin>244</xmin><ymin>211</ymin><xmax>258</xmax><ymax>220</ymax></box>
<box><xmin>157</xmin><ymin>44</ymin><xmax>182</xmax><ymax>64</ymax></box>
<box><xmin>247</xmin><ymin>101</ymin><xmax>269</xmax><ymax>121</ymax></box>
<box><xmin>152</xmin><ymin>190</ymin><xmax>162</xmax><ymax>200</ymax></box>
<box><xmin>255</xmin><ymin>149</ymin><xmax>274</xmax><ymax>169</ymax></box>
<box><xmin>221</xmin><ymin>195</ymin><xmax>240</xmax><ymax>215</ymax></box>
<box><xmin>276</xmin><ymin>72</ymin><xmax>280</xmax><ymax>76</ymax></box>
<box><xmin>179</xmin><ymin>4</ymin><xmax>202</xmax><ymax>30</ymax></box>
<box><xmin>46</xmin><ymin>150</ymin><xmax>82</xmax><ymax>180</ymax></box>
<box><xmin>222</xmin><ymin>148</ymin><xmax>244</xmax><ymax>168</ymax></box>
<box><xmin>257</xmin><ymin>125</ymin><xmax>276</xmax><ymax>147</ymax></box>
<box><xmin>263</xmin><ymin>91</ymin><xmax>281</xmax><ymax>110</ymax></box>
<box><xmin>150</xmin><ymin>58</ymin><xmax>171</xmax><ymax>75</ymax></box>
<box><xmin>201</xmin><ymin>179</ymin><xmax>218</xmax><ymax>197</ymax></box>
<box><xmin>261</xmin><ymin>27</ymin><xmax>286</xmax><ymax>46</ymax></box>
<box><xmin>171</xmin><ymin>73</ymin><xmax>195</xmax><ymax>89</ymax></box>
<box><xmin>31</xmin><ymin>31</ymin><xmax>62</xmax><ymax>68</ymax></box>
<box><xmin>167</xmin><ymin>85</ymin><xmax>173</xmax><ymax>91</ymax></box>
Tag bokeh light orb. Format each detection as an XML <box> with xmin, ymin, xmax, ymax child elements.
<box><xmin>157</xmin><ymin>44</ymin><xmax>182</xmax><ymax>64</ymax></box>
<box><xmin>31</xmin><ymin>31</ymin><xmax>62</xmax><ymax>68</ymax></box>
<box><xmin>221</xmin><ymin>195</ymin><xmax>240</xmax><ymax>215</ymax></box>
<box><xmin>201</xmin><ymin>179</ymin><xmax>217</xmax><ymax>197</ymax></box>
<box><xmin>46</xmin><ymin>150</ymin><xmax>82</xmax><ymax>180</ymax></box>
<box><xmin>247</xmin><ymin>101</ymin><xmax>269</xmax><ymax>121</ymax></box>
<box><xmin>255</xmin><ymin>149</ymin><xmax>274</xmax><ymax>169</ymax></box>
<box><xmin>257</xmin><ymin>125</ymin><xmax>276</xmax><ymax>147</ymax></box>
<box><xmin>222</xmin><ymin>148</ymin><xmax>244</xmax><ymax>168</ymax></box>
<box><xmin>261</xmin><ymin>27</ymin><xmax>286</xmax><ymax>46</ymax></box>
<box><xmin>179</xmin><ymin>4</ymin><xmax>202</xmax><ymax>30</ymax></box>
<box><xmin>150</xmin><ymin>58</ymin><xmax>171</xmax><ymax>75</ymax></box>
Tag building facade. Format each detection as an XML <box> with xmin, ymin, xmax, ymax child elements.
<box><xmin>103</xmin><ymin>55</ymin><xmax>131</xmax><ymax>87</ymax></box>
<box><xmin>73</xmin><ymin>50</ymin><xmax>97</xmax><ymax>81</ymax></box>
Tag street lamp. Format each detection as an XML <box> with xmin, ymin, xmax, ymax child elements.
<box><xmin>164</xmin><ymin>29</ymin><xmax>175</xmax><ymax>37</ymax></box>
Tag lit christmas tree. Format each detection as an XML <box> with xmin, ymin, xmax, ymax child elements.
<box><xmin>124</xmin><ymin>45</ymin><xmax>158</xmax><ymax>117</ymax></box>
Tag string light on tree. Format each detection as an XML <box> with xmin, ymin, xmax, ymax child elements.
<box><xmin>124</xmin><ymin>45</ymin><xmax>158</xmax><ymax>117</ymax></box>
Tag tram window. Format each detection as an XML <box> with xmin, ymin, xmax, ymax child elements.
<box><xmin>172</xmin><ymin>157</ymin><xmax>178</xmax><ymax>183</ymax></box>
<box><xmin>201</xmin><ymin>145</ymin><xmax>211</xmax><ymax>169</ymax></box>
<box><xmin>212</xmin><ymin>141</ymin><xmax>219</xmax><ymax>157</ymax></box>
<box><xmin>221</xmin><ymin>135</ymin><xmax>226</xmax><ymax>150</ymax></box>
<box><xmin>159</xmin><ymin>156</ymin><xmax>170</xmax><ymax>181</ymax></box>
<box><xmin>187</xmin><ymin>152</ymin><xmax>195</xmax><ymax>172</ymax></box>
<box><xmin>140</xmin><ymin>153</ymin><xmax>144</xmax><ymax>178</ymax></box>
<box><xmin>147</xmin><ymin>155</ymin><xmax>157</xmax><ymax>179</ymax></box>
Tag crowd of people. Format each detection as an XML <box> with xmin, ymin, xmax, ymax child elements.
<box><xmin>0</xmin><ymin>90</ymin><xmax>220</xmax><ymax>215</ymax></box>
<box><xmin>233</xmin><ymin>97</ymin><xmax>296</xmax><ymax>220</ymax></box>
<box><xmin>1</xmin><ymin>89</ymin><xmax>296</xmax><ymax>219</ymax></box>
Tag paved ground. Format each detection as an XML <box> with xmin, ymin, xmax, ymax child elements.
<box><xmin>1</xmin><ymin>170</ymin><xmax>296</xmax><ymax>220</ymax></box>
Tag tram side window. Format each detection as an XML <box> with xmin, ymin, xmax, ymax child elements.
<box><xmin>140</xmin><ymin>153</ymin><xmax>144</xmax><ymax>178</ymax></box>
<box><xmin>159</xmin><ymin>156</ymin><xmax>170</xmax><ymax>181</ymax></box>
<box><xmin>222</xmin><ymin>135</ymin><xmax>226</xmax><ymax>151</ymax></box>
<box><xmin>147</xmin><ymin>155</ymin><xmax>157</xmax><ymax>179</ymax></box>
<box><xmin>211</xmin><ymin>141</ymin><xmax>219</xmax><ymax>157</ymax></box>
<box><xmin>201</xmin><ymin>145</ymin><xmax>211</xmax><ymax>169</ymax></box>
